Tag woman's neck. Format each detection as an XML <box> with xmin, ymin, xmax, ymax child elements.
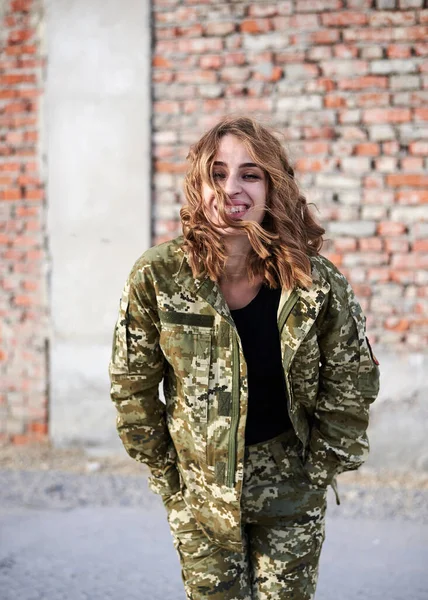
<box><xmin>221</xmin><ymin>236</ymin><xmax>252</xmax><ymax>282</ymax></box>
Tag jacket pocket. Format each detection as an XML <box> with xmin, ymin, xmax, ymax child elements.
<box><xmin>349</xmin><ymin>304</ymin><xmax>380</xmax><ymax>398</ymax></box>
<box><xmin>160</xmin><ymin>321</ymin><xmax>212</xmax><ymax>425</ymax></box>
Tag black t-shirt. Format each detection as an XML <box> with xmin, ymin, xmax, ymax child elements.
<box><xmin>230</xmin><ymin>285</ymin><xmax>292</xmax><ymax>445</ymax></box>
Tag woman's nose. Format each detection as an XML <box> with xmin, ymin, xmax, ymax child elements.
<box><xmin>223</xmin><ymin>174</ymin><xmax>241</xmax><ymax>197</ymax></box>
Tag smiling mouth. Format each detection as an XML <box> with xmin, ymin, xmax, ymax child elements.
<box><xmin>225</xmin><ymin>204</ymin><xmax>249</xmax><ymax>214</ymax></box>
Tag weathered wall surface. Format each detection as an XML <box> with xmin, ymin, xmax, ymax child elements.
<box><xmin>0</xmin><ymin>0</ymin><xmax>48</xmax><ymax>444</ymax></box>
<box><xmin>2</xmin><ymin>0</ymin><xmax>428</xmax><ymax>469</ymax></box>
<box><xmin>151</xmin><ymin>0</ymin><xmax>428</xmax><ymax>470</ymax></box>
<box><xmin>45</xmin><ymin>0</ymin><xmax>152</xmax><ymax>447</ymax></box>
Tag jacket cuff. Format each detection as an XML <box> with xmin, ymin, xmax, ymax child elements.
<box><xmin>148</xmin><ymin>464</ymin><xmax>180</xmax><ymax>497</ymax></box>
<box><xmin>303</xmin><ymin>453</ymin><xmax>341</xmax><ymax>488</ymax></box>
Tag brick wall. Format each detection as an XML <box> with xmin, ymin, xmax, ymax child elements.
<box><xmin>1</xmin><ymin>0</ymin><xmax>427</xmax><ymax>446</ymax></box>
<box><xmin>0</xmin><ymin>0</ymin><xmax>48</xmax><ymax>444</ymax></box>
<box><xmin>152</xmin><ymin>0</ymin><xmax>428</xmax><ymax>351</ymax></box>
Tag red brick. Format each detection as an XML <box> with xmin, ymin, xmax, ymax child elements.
<box><xmin>414</xmin><ymin>240</ymin><xmax>428</xmax><ymax>252</ymax></box>
<box><xmin>240</xmin><ymin>19</ymin><xmax>272</xmax><ymax>34</ymax></box>
<box><xmin>177</xmin><ymin>37</ymin><xmax>223</xmax><ymax>53</ymax></box>
<box><xmin>271</xmin><ymin>16</ymin><xmax>291</xmax><ymax>30</ymax></box>
<box><xmin>200</xmin><ymin>55</ymin><xmax>223</xmax><ymax>69</ymax></box>
<box><xmin>390</xmin><ymin>270</ymin><xmax>415</xmax><ymax>285</ymax></box>
<box><xmin>355</xmin><ymin>143</ymin><xmax>381</xmax><ymax>156</ymax></box>
<box><xmin>0</xmin><ymin>90</ymin><xmax>17</xmax><ymax>99</ymax></box>
<box><xmin>152</xmin><ymin>55</ymin><xmax>172</xmax><ymax>68</ymax></box>
<box><xmin>154</xmin><ymin>101</ymin><xmax>180</xmax><ymax>114</ymax></box>
<box><xmin>308</xmin><ymin>30</ymin><xmax>340</xmax><ymax>44</ymax></box>
<box><xmin>333</xmin><ymin>45</ymin><xmax>358</xmax><ymax>58</ymax></box>
<box><xmin>290</xmin><ymin>14</ymin><xmax>320</xmax><ymax>29</ymax></box>
<box><xmin>321</xmin><ymin>12</ymin><xmax>368</xmax><ymax>26</ymax></box>
<box><xmin>11</xmin><ymin>435</ymin><xmax>31</xmax><ymax>445</ymax></box>
<box><xmin>14</xmin><ymin>294</ymin><xmax>35</xmax><ymax>306</ymax></box>
<box><xmin>325</xmin><ymin>94</ymin><xmax>347</xmax><ymax>108</ymax></box>
<box><xmin>5</xmin><ymin>44</ymin><xmax>36</xmax><ymax>55</ymax></box>
<box><xmin>387</xmin><ymin>174</ymin><xmax>428</xmax><ymax>187</ymax></box>
<box><xmin>248</xmin><ymin>4</ymin><xmax>278</xmax><ymax>17</ymax></box>
<box><xmin>370</xmin><ymin>12</ymin><xmax>416</xmax><ymax>27</ymax></box>
<box><xmin>382</xmin><ymin>141</ymin><xmax>400</xmax><ymax>155</ymax></box>
<box><xmin>176</xmin><ymin>71</ymin><xmax>217</xmax><ymax>84</ymax></box>
<box><xmin>356</xmin><ymin>93</ymin><xmax>390</xmax><ymax>107</ymax></box>
<box><xmin>396</xmin><ymin>190</ymin><xmax>428</xmax><ymax>204</ymax></box>
<box><xmin>26</xmin><ymin>249</ymin><xmax>43</xmax><ymax>261</ymax></box>
<box><xmin>415</xmin><ymin>43</ymin><xmax>428</xmax><ymax>56</ymax></box>
<box><xmin>295</xmin><ymin>157</ymin><xmax>337</xmax><ymax>172</ymax></box>
<box><xmin>392</xmin><ymin>254</ymin><xmax>428</xmax><ymax>269</ymax></box>
<box><xmin>384</xmin><ymin>238</ymin><xmax>410</xmax><ymax>253</ymax></box>
<box><xmin>302</xmin><ymin>141</ymin><xmax>330</xmax><ymax>154</ymax></box>
<box><xmin>363</xmin><ymin>108</ymin><xmax>412</xmax><ymax>123</ymax></box>
<box><xmin>414</xmin><ymin>108</ymin><xmax>428</xmax><ymax>121</ymax></box>
<box><xmin>359</xmin><ymin>237</ymin><xmax>383</xmax><ymax>252</ymax></box>
<box><xmin>153</xmin><ymin>71</ymin><xmax>174</xmax><ymax>84</ymax></box>
<box><xmin>205</xmin><ymin>22</ymin><xmax>236</xmax><ymax>36</ymax></box>
<box><xmin>377</xmin><ymin>222</ymin><xmax>407</xmax><ymax>236</ymax></box>
<box><xmin>395</xmin><ymin>26</ymin><xmax>428</xmax><ymax>41</ymax></box>
<box><xmin>334</xmin><ymin>238</ymin><xmax>358</xmax><ymax>252</ymax></box>
<box><xmin>338</xmin><ymin>76</ymin><xmax>388</xmax><ymax>90</ymax></box>
<box><xmin>11</xmin><ymin>0</ymin><xmax>32</xmax><ymax>11</ymax></box>
<box><xmin>177</xmin><ymin>24</ymin><xmax>202</xmax><ymax>37</ymax></box>
<box><xmin>0</xmin><ymin>73</ymin><xmax>37</xmax><ymax>85</ymax></box>
<box><xmin>401</xmin><ymin>157</ymin><xmax>424</xmax><ymax>171</ymax></box>
<box><xmin>387</xmin><ymin>44</ymin><xmax>412</xmax><ymax>59</ymax></box>
<box><xmin>156</xmin><ymin>161</ymin><xmax>188</xmax><ymax>174</ymax></box>
<box><xmin>305</xmin><ymin>78</ymin><xmax>335</xmax><ymax>93</ymax></box>
<box><xmin>29</xmin><ymin>422</ymin><xmax>48</xmax><ymax>434</ymax></box>
<box><xmin>409</xmin><ymin>141</ymin><xmax>428</xmax><ymax>155</ymax></box>
<box><xmin>384</xmin><ymin>318</ymin><xmax>410</xmax><ymax>332</ymax></box>
<box><xmin>343</xmin><ymin>28</ymin><xmax>394</xmax><ymax>42</ymax></box>
<box><xmin>0</xmin><ymin>189</ymin><xmax>21</xmax><ymax>201</ymax></box>
<box><xmin>8</xmin><ymin>29</ymin><xmax>35</xmax><ymax>44</ymax></box>
<box><xmin>4</xmin><ymin>101</ymin><xmax>29</xmax><ymax>113</ymax></box>
<box><xmin>25</xmin><ymin>189</ymin><xmax>44</xmax><ymax>201</ymax></box>
<box><xmin>15</xmin><ymin>206</ymin><xmax>39</xmax><ymax>217</ymax></box>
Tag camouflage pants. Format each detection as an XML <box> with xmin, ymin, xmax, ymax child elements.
<box><xmin>165</xmin><ymin>430</ymin><xmax>327</xmax><ymax>600</ymax></box>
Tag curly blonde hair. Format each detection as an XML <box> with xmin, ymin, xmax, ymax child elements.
<box><xmin>180</xmin><ymin>116</ymin><xmax>325</xmax><ymax>290</ymax></box>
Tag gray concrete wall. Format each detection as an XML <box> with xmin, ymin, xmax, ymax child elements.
<box><xmin>46</xmin><ymin>0</ymin><xmax>151</xmax><ymax>447</ymax></box>
<box><xmin>366</xmin><ymin>352</ymin><xmax>428</xmax><ymax>472</ymax></box>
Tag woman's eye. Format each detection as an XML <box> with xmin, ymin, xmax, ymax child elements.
<box><xmin>213</xmin><ymin>172</ymin><xmax>226</xmax><ymax>180</ymax></box>
<box><xmin>243</xmin><ymin>173</ymin><xmax>260</xmax><ymax>180</ymax></box>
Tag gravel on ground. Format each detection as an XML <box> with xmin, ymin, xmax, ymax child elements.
<box><xmin>1</xmin><ymin>441</ymin><xmax>427</xmax><ymax>489</ymax></box>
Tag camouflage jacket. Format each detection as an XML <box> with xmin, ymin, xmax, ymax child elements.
<box><xmin>109</xmin><ymin>236</ymin><xmax>380</xmax><ymax>551</ymax></box>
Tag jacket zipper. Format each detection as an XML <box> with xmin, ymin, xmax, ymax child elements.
<box><xmin>226</xmin><ymin>330</ymin><xmax>240</xmax><ymax>488</ymax></box>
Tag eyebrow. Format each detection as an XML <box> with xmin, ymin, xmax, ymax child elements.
<box><xmin>213</xmin><ymin>161</ymin><xmax>262</xmax><ymax>169</ymax></box>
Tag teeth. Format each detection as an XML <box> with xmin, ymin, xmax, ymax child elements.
<box><xmin>225</xmin><ymin>205</ymin><xmax>247</xmax><ymax>214</ymax></box>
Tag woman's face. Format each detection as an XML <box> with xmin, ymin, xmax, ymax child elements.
<box><xmin>202</xmin><ymin>134</ymin><xmax>267</xmax><ymax>233</ymax></box>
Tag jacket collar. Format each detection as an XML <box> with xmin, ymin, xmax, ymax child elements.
<box><xmin>174</xmin><ymin>245</ymin><xmax>330</xmax><ymax>339</ymax></box>
<box><xmin>174</xmin><ymin>250</ymin><xmax>233</xmax><ymax>324</ymax></box>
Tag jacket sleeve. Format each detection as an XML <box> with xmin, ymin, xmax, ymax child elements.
<box><xmin>303</xmin><ymin>264</ymin><xmax>380</xmax><ymax>488</ymax></box>
<box><xmin>109</xmin><ymin>262</ymin><xmax>180</xmax><ymax>497</ymax></box>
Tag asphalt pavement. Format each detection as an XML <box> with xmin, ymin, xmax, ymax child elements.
<box><xmin>0</xmin><ymin>470</ymin><xmax>427</xmax><ymax>600</ymax></box>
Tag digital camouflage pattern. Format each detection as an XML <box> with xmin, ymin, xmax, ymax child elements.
<box><xmin>109</xmin><ymin>235</ymin><xmax>380</xmax><ymax>552</ymax></box>
<box><xmin>164</xmin><ymin>430</ymin><xmax>326</xmax><ymax>600</ymax></box>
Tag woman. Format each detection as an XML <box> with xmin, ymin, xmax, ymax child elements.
<box><xmin>109</xmin><ymin>116</ymin><xmax>380</xmax><ymax>599</ymax></box>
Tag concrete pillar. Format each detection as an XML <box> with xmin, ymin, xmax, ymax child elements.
<box><xmin>46</xmin><ymin>0</ymin><xmax>151</xmax><ymax>447</ymax></box>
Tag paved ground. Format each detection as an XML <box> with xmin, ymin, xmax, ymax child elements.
<box><xmin>1</xmin><ymin>469</ymin><xmax>427</xmax><ymax>600</ymax></box>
